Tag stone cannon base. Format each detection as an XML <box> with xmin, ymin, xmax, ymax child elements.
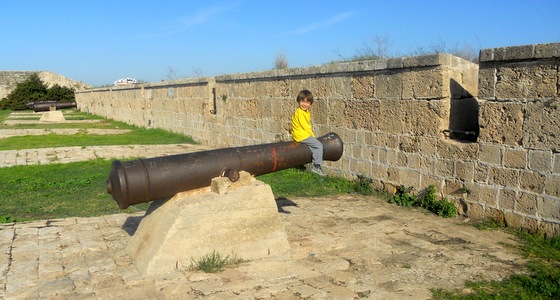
<box><xmin>126</xmin><ymin>172</ymin><xmax>291</xmax><ymax>275</ymax></box>
<box><xmin>39</xmin><ymin>111</ymin><xmax>65</xmax><ymax>122</ymax></box>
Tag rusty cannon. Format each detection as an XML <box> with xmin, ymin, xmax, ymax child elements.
<box><xmin>28</xmin><ymin>101</ymin><xmax>77</xmax><ymax>112</ymax></box>
<box><xmin>107</xmin><ymin>132</ymin><xmax>343</xmax><ymax>209</ymax></box>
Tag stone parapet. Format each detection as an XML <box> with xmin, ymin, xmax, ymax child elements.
<box><xmin>76</xmin><ymin>43</ymin><xmax>560</xmax><ymax>235</ymax></box>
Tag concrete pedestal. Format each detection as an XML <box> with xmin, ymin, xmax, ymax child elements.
<box><xmin>126</xmin><ymin>174</ymin><xmax>291</xmax><ymax>275</ymax></box>
<box><xmin>39</xmin><ymin>111</ymin><xmax>65</xmax><ymax>122</ymax></box>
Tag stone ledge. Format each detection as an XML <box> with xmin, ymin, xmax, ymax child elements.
<box><xmin>480</xmin><ymin>42</ymin><xmax>560</xmax><ymax>62</ymax></box>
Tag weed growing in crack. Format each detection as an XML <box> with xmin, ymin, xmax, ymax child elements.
<box><xmin>390</xmin><ymin>185</ymin><xmax>456</xmax><ymax>218</ymax></box>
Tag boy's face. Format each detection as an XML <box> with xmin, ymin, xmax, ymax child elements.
<box><xmin>298</xmin><ymin>98</ymin><xmax>312</xmax><ymax>111</ymax></box>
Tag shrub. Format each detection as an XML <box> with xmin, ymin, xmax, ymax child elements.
<box><xmin>0</xmin><ymin>73</ymin><xmax>75</xmax><ymax>110</ymax></box>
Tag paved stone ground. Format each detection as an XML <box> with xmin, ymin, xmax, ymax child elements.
<box><xmin>0</xmin><ymin>196</ymin><xmax>525</xmax><ymax>299</ymax></box>
<box><xmin>0</xmin><ymin>123</ymin><xmax>526</xmax><ymax>299</ymax></box>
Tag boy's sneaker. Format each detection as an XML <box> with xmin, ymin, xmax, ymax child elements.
<box><xmin>310</xmin><ymin>165</ymin><xmax>327</xmax><ymax>176</ymax></box>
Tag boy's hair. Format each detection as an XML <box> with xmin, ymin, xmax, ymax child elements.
<box><xmin>296</xmin><ymin>90</ymin><xmax>314</xmax><ymax>104</ymax></box>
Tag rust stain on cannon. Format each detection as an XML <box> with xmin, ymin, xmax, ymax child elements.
<box><xmin>107</xmin><ymin>132</ymin><xmax>343</xmax><ymax>209</ymax></box>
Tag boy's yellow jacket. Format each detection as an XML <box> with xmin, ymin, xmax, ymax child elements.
<box><xmin>291</xmin><ymin>107</ymin><xmax>315</xmax><ymax>142</ymax></box>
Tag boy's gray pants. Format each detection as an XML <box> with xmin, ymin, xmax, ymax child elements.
<box><xmin>300</xmin><ymin>136</ymin><xmax>323</xmax><ymax>166</ymax></box>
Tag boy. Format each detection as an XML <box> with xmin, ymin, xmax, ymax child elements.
<box><xmin>291</xmin><ymin>90</ymin><xmax>327</xmax><ymax>176</ymax></box>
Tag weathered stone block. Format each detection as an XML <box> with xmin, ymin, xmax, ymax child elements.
<box><xmin>352</xmin><ymin>74</ymin><xmax>374</xmax><ymax>99</ymax></box>
<box><xmin>455</xmin><ymin>161</ymin><xmax>475</xmax><ymax>181</ymax></box>
<box><xmin>545</xmin><ymin>174</ymin><xmax>560</xmax><ymax>197</ymax></box>
<box><xmin>479</xmin><ymin>143</ymin><xmax>503</xmax><ymax>165</ymax></box>
<box><xmin>404</xmin><ymin>100</ymin><xmax>449</xmax><ymax>135</ymax></box>
<box><xmin>480</xmin><ymin>185</ymin><xmax>498</xmax><ymax>207</ymax></box>
<box><xmin>126</xmin><ymin>180</ymin><xmax>290</xmax><ymax>275</ymax></box>
<box><xmin>420</xmin><ymin>174</ymin><xmax>442</xmax><ymax>191</ymax></box>
<box><xmin>399</xmin><ymin>169</ymin><xmax>421</xmax><ymax>188</ymax></box>
<box><xmin>342</xmin><ymin>99</ymin><xmax>380</xmax><ymax>131</ymax></box>
<box><xmin>417</xmin><ymin>136</ymin><xmax>438</xmax><ymax>156</ymax></box>
<box><xmin>477</xmin><ymin>68</ymin><xmax>495</xmax><ymax>100</ymax></box>
<box><xmin>524</xmin><ymin>101</ymin><xmax>560</xmax><ymax>152</ymax></box>
<box><xmin>538</xmin><ymin>196</ymin><xmax>560</xmax><ymax>220</ymax></box>
<box><xmin>405</xmin><ymin>67</ymin><xmax>447</xmax><ymax>100</ymax></box>
<box><xmin>503</xmin><ymin>211</ymin><xmax>523</xmax><ymax>228</ymax></box>
<box><xmin>478</xmin><ymin>102</ymin><xmax>524</xmax><ymax>146</ymax></box>
<box><xmin>528</xmin><ymin>150</ymin><xmax>553</xmax><ymax>173</ymax></box>
<box><xmin>437</xmin><ymin>139</ymin><xmax>479</xmax><ymax>160</ymax></box>
<box><xmin>495</xmin><ymin>62</ymin><xmax>557</xmax><ymax>100</ymax></box>
<box><xmin>371</xmin><ymin>163</ymin><xmax>387</xmax><ymax>181</ymax></box>
<box><xmin>387</xmin><ymin>167</ymin><xmax>400</xmax><ymax>183</ymax></box>
<box><xmin>515</xmin><ymin>192</ymin><xmax>538</xmax><ymax>216</ymax></box>
<box><xmin>374</xmin><ymin>71</ymin><xmax>403</xmax><ymax>99</ymax></box>
<box><xmin>489</xmin><ymin>167</ymin><xmax>519</xmax><ymax>187</ymax></box>
<box><xmin>503</xmin><ymin>147</ymin><xmax>527</xmax><ymax>169</ymax></box>
<box><xmin>463</xmin><ymin>202</ymin><xmax>485</xmax><ymax>220</ymax></box>
<box><xmin>398</xmin><ymin>136</ymin><xmax>419</xmax><ymax>153</ymax></box>
<box><xmin>474</xmin><ymin>163</ymin><xmax>489</xmax><ymax>183</ymax></box>
<box><xmin>499</xmin><ymin>188</ymin><xmax>516</xmax><ymax>210</ymax></box>
<box><xmin>435</xmin><ymin>159</ymin><xmax>454</xmax><ymax>178</ymax></box>
<box><xmin>404</xmin><ymin>153</ymin><xmax>421</xmax><ymax>169</ymax></box>
<box><xmin>519</xmin><ymin>170</ymin><xmax>546</xmax><ymax>194</ymax></box>
<box><xmin>534</xmin><ymin>42</ymin><xmax>560</xmax><ymax>58</ymax></box>
<box><xmin>443</xmin><ymin>179</ymin><xmax>463</xmax><ymax>195</ymax></box>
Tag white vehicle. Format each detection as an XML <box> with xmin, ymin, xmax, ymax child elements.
<box><xmin>114</xmin><ymin>78</ymin><xmax>138</xmax><ymax>86</ymax></box>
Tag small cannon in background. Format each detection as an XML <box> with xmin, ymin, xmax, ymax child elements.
<box><xmin>107</xmin><ymin>132</ymin><xmax>344</xmax><ymax>209</ymax></box>
<box><xmin>27</xmin><ymin>101</ymin><xmax>77</xmax><ymax>112</ymax></box>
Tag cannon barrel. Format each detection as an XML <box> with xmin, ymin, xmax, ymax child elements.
<box><xmin>29</xmin><ymin>101</ymin><xmax>77</xmax><ymax>112</ymax></box>
<box><xmin>107</xmin><ymin>132</ymin><xmax>343</xmax><ymax>209</ymax></box>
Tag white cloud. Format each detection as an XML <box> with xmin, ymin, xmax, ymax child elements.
<box><xmin>287</xmin><ymin>11</ymin><xmax>355</xmax><ymax>35</ymax></box>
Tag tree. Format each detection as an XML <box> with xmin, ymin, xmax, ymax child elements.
<box><xmin>0</xmin><ymin>73</ymin><xmax>76</xmax><ymax>110</ymax></box>
<box><xmin>46</xmin><ymin>84</ymin><xmax>75</xmax><ymax>102</ymax></box>
<box><xmin>274</xmin><ymin>50</ymin><xmax>288</xmax><ymax>69</ymax></box>
<box><xmin>0</xmin><ymin>73</ymin><xmax>47</xmax><ymax>110</ymax></box>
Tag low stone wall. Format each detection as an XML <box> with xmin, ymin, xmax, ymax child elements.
<box><xmin>76</xmin><ymin>42</ymin><xmax>560</xmax><ymax>235</ymax></box>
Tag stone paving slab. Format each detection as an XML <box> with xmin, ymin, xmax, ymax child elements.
<box><xmin>0</xmin><ymin>129</ymin><xmax>133</xmax><ymax>138</ymax></box>
<box><xmin>0</xmin><ymin>195</ymin><xmax>524</xmax><ymax>299</ymax></box>
<box><xmin>3</xmin><ymin>119</ymin><xmax>104</xmax><ymax>125</ymax></box>
<box><xmin>0</xmin><ymin>144</ymin><xmax>211</xmax><ymax>168</ymax></box>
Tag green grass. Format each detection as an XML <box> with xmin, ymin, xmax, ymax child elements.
<box><xmin>432</xmin><ymin>230</ymin><xmax>560</xmax><ymax>300</ymax></box>
<box><xmin>257</xmin><ymin>168</ymin><xmax>375</xmax><ymax>197</ymax></box>
<box><xmin>188</xmin><ymin>250</ymin><xmax>245</xmax><ymax>273</ymax></box>
<box><xmin>0</xmin><ymin>109</ymin><xmax>195</xmax><ymax>150</ymax></box>
<box><xmin>0</xmin><ymin>159</ymin><xmax>148</xmax><ymax>221</ymax></box>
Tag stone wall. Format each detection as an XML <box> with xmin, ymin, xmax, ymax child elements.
<box><xmin>0</xmin><ymin>70</ymin><xmax>91</xmax><ymax>99</ymax></box>
<box><xmin>475</xmin><ymin>43</ymin><xmax>560</xmax><ymax>233</ymax></box>
<box><xmin>76</xmin><ymin>42</ymin><xmax>560</xmax><ymax>235</ymax></box>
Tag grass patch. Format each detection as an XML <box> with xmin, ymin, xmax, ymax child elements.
<box><xmin>0</xmin><ymin>158</ymin><xmax>148</xmax><ymax>221</ymax></box>
<box><xmin>257</xmin><ymin>168</ymin><xmax>375</xmax><ymax>198</ymax></box>
<box><xmin>389</xmin><ymin>185</ymin><xmax>457</xmax><ymax>218</ymax></box>
<box><xmin>432</xmin><ymin>230</ymin><xmax>560</xmax><ymax>299</ymax></box>
<box><xmin>188</xmin><ymin>250</ymin><xmax>245</xmax><ymax>273</ymax></box>
<box><xmin>0</xmin><ymin>109</ymin><xmax>195</xmax><ymax>150</ymax></box>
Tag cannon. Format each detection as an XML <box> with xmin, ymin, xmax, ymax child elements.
<box><xmin>107</xmin><ymin>132</ymin><xmax>343</xmax><ymax>209</ymax></box>
<box><xmin>28</xmin><ymin>101</ymin><xmax>77</xmax><ymax>112</ymax></box>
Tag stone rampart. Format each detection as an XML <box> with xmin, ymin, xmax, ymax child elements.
<box><xmin>76</xmin><ymin>42</ymin><xmax>560</xmax><ymax>235</ymax></box>
<box><xmin>0</xmin><ymin>70</ymin><xmax>90</xmax><ymax>99</ymax></box>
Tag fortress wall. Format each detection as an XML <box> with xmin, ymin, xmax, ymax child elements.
<box><xmin>474</xmin><ymin>43</ymin><xmax>560</xmax><ymax>233</ymax></box>
<box><xmin>76</xmin><ymin>42</ymin><xmax>560</xmax><ymax>235</ymax></box>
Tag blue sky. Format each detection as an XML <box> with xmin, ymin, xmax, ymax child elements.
<box><xmin>2</xmin><ymin>0</ymin><xmax>559</xmax><ymax>87</ymax></box>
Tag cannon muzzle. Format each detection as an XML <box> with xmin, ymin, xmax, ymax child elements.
<box><xmin>107</xmin><ymin>132</ymin><xmax>343</xmax><ymax>209</ymax></box>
